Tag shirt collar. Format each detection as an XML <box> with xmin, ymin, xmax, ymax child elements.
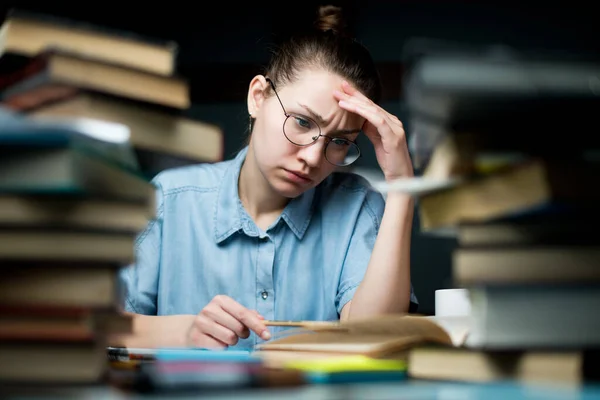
<box><xmin>213</xmin><ymin>146</ymin><xmax>315</xmax><ymax>243</ymax></box>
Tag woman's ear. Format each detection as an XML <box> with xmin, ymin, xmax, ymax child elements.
<box><xmin>247</xmin><ymin>75</ymin><xmax>269</xmax><ymax>116</ymax></box>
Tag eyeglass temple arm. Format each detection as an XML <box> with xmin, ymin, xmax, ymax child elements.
<box><xmin>265</xmin><ymin>77</ymin><xmax>288</xmax><ymax>115</ymax></box>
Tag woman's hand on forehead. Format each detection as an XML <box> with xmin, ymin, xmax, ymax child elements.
<box><xmin>334</xmin><ymin>81</ymin><xmax>414</xmax><ymax>181</ymax></box>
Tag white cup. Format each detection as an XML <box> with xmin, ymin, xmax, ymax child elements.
<box><xmin>435</xmin><ymin>288</ymin><xmax>471</xmax><ymax>317</ymax></box>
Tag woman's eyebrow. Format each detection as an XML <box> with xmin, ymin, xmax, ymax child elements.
<box><xmin>298</xmin><ymin>103</ymin><xmax>327</xmax><ymax>125</ymax></box>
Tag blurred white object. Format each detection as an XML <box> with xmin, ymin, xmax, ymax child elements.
<box><xmin>1</xmin><ymin>107</ymin><xmax>138</xmax><ymax>170</ymax></box>
<box><xmin>346</xmin><ymin>166</ymin><xmax>459</xmax><ymax>197</ymax></box>
<box><xmin>31</xmin><ymin>116</ymin><xmax>130</xmax><ymax>144</ymax></box>
<box><xmin>435</xmin><ymin>288</ymin><xmax>471</xmax><ymax>317</ymax></box>
<box><xmin>373</xmin><ymin>176</ymin><xmax>460</xmax><ymax>196</ymax></box>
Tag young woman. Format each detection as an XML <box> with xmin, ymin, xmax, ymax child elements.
<box><xmin>118</xmin><ymin>5</ymin><xmax>418</xmax><ymax>351</ymax></box>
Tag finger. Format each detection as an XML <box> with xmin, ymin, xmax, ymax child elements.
<box><xmin>335</xmin><ymin>92</ymin><xmax>373</xmax><ymax>110</ymax></box>
<box><xmin>362</xmin><ymin>123</ymin><xmax>384</xmax><ymax>148</ymax></box>
<box><xmin>339</xmin><ymin>100</ymin><xmax>399</xmax><ymax>138</ymax></box>
<box><xmin>333</xmin><ymin>88</ymin><xmax>349</xmax><ymax>101</ymax></box>
<box><xmin>194</xmin><ymin>314</ymin><xmax>240</xmax><ymax>346</ymax></box>
<box><xmin>389</xmin><ymin>113</ymin><xmax>403</xmax><ymax>126</ymax></box>
<box><xmin>341</xmin><ymin>80</ymin><xmax>372</xmax><ymax>104</ymax></box>
<box><xmin>336</xmin><ymin>97</ymin><xmax>383</xmax><ymax>144</ymax></box>
<box><xmin>337</xmin><ymin>94</ymin><xmax>403</xmax><ymax>130</ymax></box>
<box><xmin>199</xmin><ymin>336</ymin><xmax>228</xmax><ymax>350</ymax></box>
<box><xmin>215</xmin><ymin>295</ymin><xmax>271</xmax><ymax>340</ymax></box>
<box><xmin>338</xmin><ymin>100</ymin><xmax>387</xmax><ymax>135</ymax></box>
<box><xmin>339</xmin><ymin>97</ymin><xmax>382</xmax><ymax>121</ymax></box>
<box><xmin>339</xmin><ymin>101</ymin><xmax>403</xmax><ymax>150</ymax></box>
<box><xmin>187</xmin><ymin>320</ymin><xmax>228</xmax><ymax>349</ymax></box>
<box><xmin>202</xmin><ymin>302</ymin><xmax>250</xmax><ymax>339</ymax></box>
<box><xmin>252</xmin><ymin>310</ymin><xmax>265</xmax><ymax>320</ymax></box>
<box><xmin>334</xmin><ymin>89</ymin><xmax>375</xmax><ymax>112</ymax></box>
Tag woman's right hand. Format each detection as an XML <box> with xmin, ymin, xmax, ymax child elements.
<box><xmin>186</xmin><ymin>295</ymin><xmax>271</xmax><ymax>349</ymax></box>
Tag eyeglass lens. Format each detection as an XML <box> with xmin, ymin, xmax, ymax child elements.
<box><xmin>283</xmin><ymin>115</ymin><xmax>360</xmax><ymax>166</ymax></box>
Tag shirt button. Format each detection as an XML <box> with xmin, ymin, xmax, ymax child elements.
<box><xmin>261</xmin><ymin>291</ymin><xmax>268</xmax><ymax>300</ymax></box>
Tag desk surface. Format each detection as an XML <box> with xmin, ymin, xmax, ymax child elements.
<box><xmin>4</xmin><ymin>380</ymin><xmax>600</xmax><ymax>400</ymax></box>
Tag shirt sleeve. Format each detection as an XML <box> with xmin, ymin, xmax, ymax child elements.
<box><xmin>118</xmin><ymin>177</ymin><xmax>165</xmax><ymax>315</ymax></box>
<box><xmin>335</xmin><ymin>187</ymin><xmax>419</xmax><ymax>315</ymax></box>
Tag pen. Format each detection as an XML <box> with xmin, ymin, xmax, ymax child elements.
<box><xmin>107</xmin><ymin>347</ymin><xmax>157</xmax><ymax>362</ymax></box>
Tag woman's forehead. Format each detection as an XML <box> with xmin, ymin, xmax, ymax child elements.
<box><xmin>284</xmin><ymin>69</ymin><xmax>347</xmax><ymax>94</ymax></box>
<box><xmin>276</xmin><ymin>69</ymin><xmax>365</xmax><ymax>128</ymax></box>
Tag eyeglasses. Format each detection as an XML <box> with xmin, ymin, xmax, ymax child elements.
<box><xmin>265</xmin><ymin>77</ymin><xmax>361</xmax><ymax>167</ymax></box>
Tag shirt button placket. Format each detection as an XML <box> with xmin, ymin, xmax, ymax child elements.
<box><xmin>255</xmin><ymin>235</ymin><xmax>275</xmax><ymax>344</ymax></box>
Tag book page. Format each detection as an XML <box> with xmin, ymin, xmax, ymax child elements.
<box><xmin>338</xmin><ymin>315</ymin><xmax>456</xmax><ymax>346</ymax></box>
<box><xmin>256</xmin><ymin>332</ymin><xmax>422</xmax><ymax>357</ymax></box>
<box><xmin>260</xmin><ymin>315</ymin><xmax>462</xmax><ymax>352</ymax></box>
<box><xmin>425</xmin><ymin>315</ymin><xmax>471</xmax><ymax>346</ymax></box>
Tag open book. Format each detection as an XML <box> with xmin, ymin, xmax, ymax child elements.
<box><xmin>255</xmin><ymin>315</ymin><xmax>599</xmax><ymax>385</ymax></box>
<box><xmin>255</xmin><ymin>315</ymin><xmax>470</xmax><ymax>359</ymax></box>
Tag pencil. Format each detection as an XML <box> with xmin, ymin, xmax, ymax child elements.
<box><xmin>263</xmin><ymin>320</ymin><xmax>340</xmax><ymax>327</ymax></box>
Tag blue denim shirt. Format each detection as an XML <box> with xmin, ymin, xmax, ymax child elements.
<box><xmin>120</xmin><ymin>146</ymin><xmax>418</xmax><ymax>349</ymax></box>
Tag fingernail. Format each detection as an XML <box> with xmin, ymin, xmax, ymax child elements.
<box><xmin>261</xmin><ymin>329</ymin><xmax>271</xmax><ymax>340</ymax></box>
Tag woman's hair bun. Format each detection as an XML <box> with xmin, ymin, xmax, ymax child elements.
<box><xmin>314</xmin><ymin>5</ymin><xmax>350</xmax><ymax>37</ymax></box>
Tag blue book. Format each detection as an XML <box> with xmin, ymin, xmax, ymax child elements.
<box><xmin>154</xmin><ymin>348</ymin><xmax>259</xmax><ymax>363</ymax></box>
<box><xmin>108</xmin><ymin>347</ymin><xmax>259</xmax><ymax>364</ymax></box>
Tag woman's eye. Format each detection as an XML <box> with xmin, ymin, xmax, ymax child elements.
<box><xmin>331</xmin><ymin>138</ymin><xmax>350</xmax><ymax>147</ymax></box>
<box><xmin>294</xmin><ymin>117</ymin><xmax>311</xmax><ymax>129</ymax></box>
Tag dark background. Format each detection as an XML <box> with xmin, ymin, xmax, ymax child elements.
<box><xmin>2</xmin><ymin>1</ymin><xmax>595</xmax><ymax>314</ymax></box>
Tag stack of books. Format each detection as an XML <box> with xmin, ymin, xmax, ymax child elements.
<box><xmin>256</xmin><ymin>46</ymin><xmax>600</xmax><ymax>386</ymax></box>
<box><xmin>264</xmin><ymin>44</ymin><xmax>600</xmax><ymax>387</ymax></box>
<box><xmin>0</xmin><ymin>8</ymin><xmax>224</xmax><ymax>178</ymax></box>
<box><xmin>0</xmin><ymin>8</ymin><xmax>222</xmax><ymax>386</ymax></box>
<box><xmin>390</xmin><ymin>44</ymin><xmax>600</xmax><ymax>386</ymax></box>
<box><xmin>0</xmin><ymin>104</ymin><xmax>156</xmax><ymax>384</ymax></box>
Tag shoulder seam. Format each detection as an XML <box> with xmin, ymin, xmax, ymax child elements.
<box><xmin>134</xmin><ymin>203</ymin><xmax>164</xmax><ymax>249</ymax></box>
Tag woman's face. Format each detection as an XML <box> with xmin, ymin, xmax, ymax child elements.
<box><xmin>248</xmin><ymin>68</ymin><xmax>365</xmax><ymax>199</ymax></box>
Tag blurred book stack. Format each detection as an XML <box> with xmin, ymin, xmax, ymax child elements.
<box><xmin>0</xmin><ymin>104</ymin><xmax>155</xmax><ymax>384</ymax></box>
<box><xmin>391</xmin><ymin>43</ymin><xmax>600</xmax><ymax>386</ymax></box>
<box><xmin>0</xmin><ymin>8</ymin><xmax>222</xmax><ymax>386</ymax></box>
<box><xmin>0</xmin><ymin>8</ymin><xmax>224</xmax><ymax>178</ymax></box>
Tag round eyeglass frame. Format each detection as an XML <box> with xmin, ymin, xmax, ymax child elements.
<box><xmin>266</xmin><ymin>77</ymin><xmax>361</xmax><ymax>167</ymax></box>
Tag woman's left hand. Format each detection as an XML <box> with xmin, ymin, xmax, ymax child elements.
<box><xmin>334</xmin><ymin>81</ymin><xmax>413</xmax><ymax>181</ymax></box>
